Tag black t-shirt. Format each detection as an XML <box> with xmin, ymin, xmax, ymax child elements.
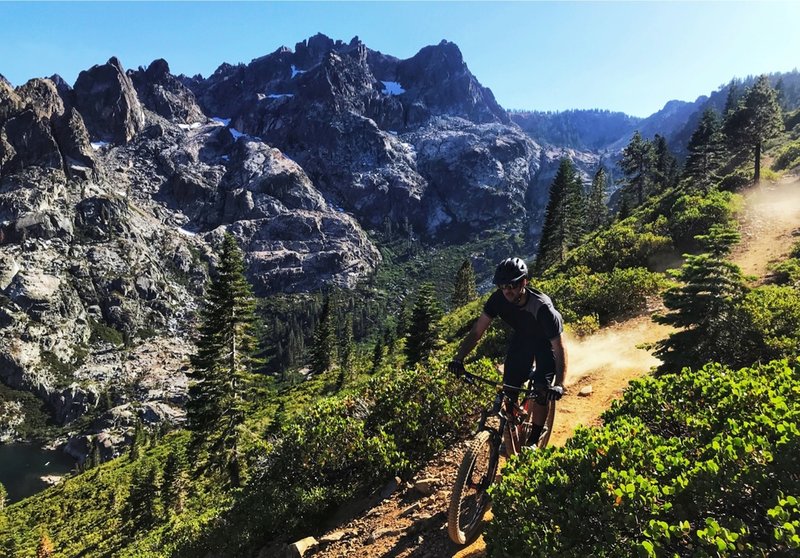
<box><xmin>483</xmin><ymin>287</ymin><xmax>564</xmax><ymax>342</ymax></box>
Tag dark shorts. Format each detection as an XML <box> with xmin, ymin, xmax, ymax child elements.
<box><xmin>503</xmin><ymin>335</ymin><xmax>556</xmax><ymax>401</ymax></box>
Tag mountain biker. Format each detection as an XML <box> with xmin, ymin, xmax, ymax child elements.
<box><xmin>448</xmin><ymin>257</ymin><xmax>568</xmax><ymax>448</ymax></box>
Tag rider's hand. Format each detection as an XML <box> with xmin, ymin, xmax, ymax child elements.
<box><xmin>544</xmin><ymin>385</ymin><xmax>564</xmax><ymax>401</ymax></box>
<box><xmin>448</xmin><ymin>359</ymin><xmax>466</xmax><ymax>378</ymax></box>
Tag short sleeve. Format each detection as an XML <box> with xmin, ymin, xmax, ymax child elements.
<box><xmin>483</xmin><ymin>290</ymin><xmax>502</xmax><ymax>318</ymax></box>
<box><xmin>537</xmin><ymin>303</ymin><xmax>564</xmax><ymax>340</ymax></box>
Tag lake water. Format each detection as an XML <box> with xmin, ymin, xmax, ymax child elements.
<box><xmin>0</xmin><ymin>443</ymin><xmax>75</xmax><ymax>503</ymax></box>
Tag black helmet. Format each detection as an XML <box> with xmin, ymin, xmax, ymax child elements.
<box><xmin>493</xmin><ymin>257</ymin><xmax>528</xmax><ymax>285</ymax></box>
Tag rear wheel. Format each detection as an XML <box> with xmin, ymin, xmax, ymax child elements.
<box><xmin>447</xmin><ymin>429</ymin><xmax>499</xmax><ymax>545</ymax></box>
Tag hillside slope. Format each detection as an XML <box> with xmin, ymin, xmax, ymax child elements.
<box><xmin>299</xmin><ymin>176</ymin><xmax>800</xmax><ymax>558</ymax></box>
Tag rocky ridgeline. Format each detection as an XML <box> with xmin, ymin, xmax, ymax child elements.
<box><xmin>0</xmin><ymin>34</ymin><xmax>598</xmax><ymax>461</ymax></box>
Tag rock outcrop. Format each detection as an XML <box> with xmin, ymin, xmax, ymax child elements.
<box><xmin>73</xmin><ymin>57</ymin><xmax>146</xmax><ymax>143</ymax></box>
<box><xmin>129</xmin><ymin>59</ymin><xmax>205</xmax><ymax>125</ymax></box>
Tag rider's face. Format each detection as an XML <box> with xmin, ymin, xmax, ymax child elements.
<box><xmin>499</xmin><ymin>279</ymin><xmax>525</xmax><ymax>303</ymax></box>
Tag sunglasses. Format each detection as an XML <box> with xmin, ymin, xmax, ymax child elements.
<box><xmin>497</xmin><ymin>281</ymin><xmax>522</xmax><ymax>291</ymax></box>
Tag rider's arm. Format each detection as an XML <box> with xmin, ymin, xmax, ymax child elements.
<box><xmin>454</xmin><ymin>312</ymin><xmax>493</xmax><ymax>362</ymax></box>
<box><xmin>550</xmin><ymin>334</ymin><xmax>568</xmax><ymax>387</ymax></box>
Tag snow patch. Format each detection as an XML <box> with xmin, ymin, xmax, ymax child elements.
<box><xmin>90</xmin><ymin>141</ymin><xmax>109</xmax><ymax>150</ymax></box>
<box><xmin>211</xmin><ymin>117</ymin><xmax>231</xmax><ymax>126</ymax></box>
<box><xmin>291</xmin><ymin>65</ymin><xmax>305</xmax><ymax>78</ymax></box>
<box><xmin>178</xmin><ymin>122</ymin><xmax>202</xmax><ymax>130</ymax></box>
<box><xmin>381</xmin><ymin>81</ymin><xmax>405</xmax><ymax>96</ymax></box>
<box><xmin>267</xmin><ymin>93</ymin><xmax>294</xmax><ymax>99</ymax></box>
<box><xmin>229</xmin><ymin>128</ymin><xmax>246</xmax><ymax>140</ymax></box>
<box><xmin>177</xmin><ymin>227</ymin><xmax>197</xmax><ymax>237</ymax></box>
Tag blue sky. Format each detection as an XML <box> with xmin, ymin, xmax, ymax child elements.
<box><xmin>1</xmin><ymin>1</ymin><xmax>798</xmax><ymax>117</ymax></box>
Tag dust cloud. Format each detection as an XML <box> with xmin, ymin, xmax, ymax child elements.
<box><xmin>563</xmin><ymin>319</ymin><xmax>669</xmax><ymax>387</ymax></box>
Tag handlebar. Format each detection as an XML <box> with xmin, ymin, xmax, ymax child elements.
<box><xmin>461</xmin><ymin>370</ymin><xmax>550</xmax><ymax>396</ymax></box>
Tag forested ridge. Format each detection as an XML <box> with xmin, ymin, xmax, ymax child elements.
<box><xmin>1</xmin><ymin>75</ymin><xmax>800</xmax><ymax>557</ymax></box>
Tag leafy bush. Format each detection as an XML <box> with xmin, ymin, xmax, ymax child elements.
<box><xmin>772</xmin><ymin>139</ymin><xmax>800</xmax><ymax>171</ymax></box>
<box><xmin>668</xmin><ymin>189</ymin><xmax>738</xmax><ymax>248</ymax></box>
<box><xmin>719</xmin><ymin>170</ymin><xmax>751</xmax><ymax>192</ymax></box>
<box><xmin>561</xmin><ymin>219</ymin><xmax>672</xmax><ymax>273</ymax></box>
<box><xmin>535</xmin><ymin>266</ymin><xmax>666</xmax><ymax>325</ymax></box>
<box><xmin>487</xmin><ymin>360</ymin><xmax>800</xmax><ymax>557</ymax></box>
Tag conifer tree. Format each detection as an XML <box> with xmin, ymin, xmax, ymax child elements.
<box><xmin>451</xmin><ymin>259</ymin><xmax>478</xmax><ymax>308</ymax></box>
<box><xmin>535</xmin><ymin>158</ymin><xmax>584</xmax><ymax>274</ymax></box>
<box><xmin>0</xmin><ymin>482</ymin><xmax>6</xmax><ymax>511</ymax></box>
<box><xmin>187</xmin><ymin>233</ymin><xmax>257</xmax><ymax>487</ymax></box>
<box><xmin>727</xmin><ymin>75</ymin><xmax>784</xmax><ymax>182</ymax></box>
<box><xmin>161</xmin><ymin>448</ymin><xmax>188</xmax><ymax>516</ymax></box>
<box><xmin>370</xmin><ymin>336</ymin><xmax>385</xmax><ymax>374</ymax></box>
<box><xmin>684</xmin><ymin>108</ymin><xmax>726</xmax><ymax>191</ymax></box>
<box><xmin>653</xmin><ymin>225</ymin><xmax>748</xmax><ymax>373</ymax></box>
<box><xmin>618</xmin><ymin>130</ymin><xmax>654</xmax><ymax>206</ymax></box>
<box><xmin>124</xmin><ymin>461</ymin><xmax>160</xmax><ymax>529</ymax></box>
<box><xmin>129</xmin><ymin>418</ymin><xmax>145</xmax><ymax>461</ymax></box>
<box><xmin>586</xmin><ymin>165</ymin><xmax>609</xmax><ymax>232</ymax></box>
<box><xmin>405</xmin><ymin>283</ymin><xmax>443</xmax><ymax>366</ymax></box>
<box><xmin>652</xmin><ymin>134</ymin><xmax>679</xmax><ymax>189</ymax></box>
<box><xmin>309</xmin><ymin>290</ymin><xmax>337</xmax><ymax>374</ymax></box>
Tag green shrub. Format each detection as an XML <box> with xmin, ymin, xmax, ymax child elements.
<box><xmin>668</xmin><ymin>189</ymin><xmax>738</xmax><ymax>248</ymax></box>
<box><xmin>487</xmin><ymin>360</ymin><xmax>800</xmax><ymax>557</ymax></box>
<box><xmin>89</xmin><ymin>318</ymin><xmax>124</xmax><ymax>346</ymax></box>
<box><xmin>719</xmin><ymin>170</ymin><xmax>751</xmax><ymax>191</ymax></box>
<box><xmin>562</xmin><ymin>220</ymin><xmax>672</xmax><ymax>273</ymax></box>
<box><xmin>773</xmin><ymin>140</ymin><xmax>800</xmax><ymax>171</ymax></box>
<box><xmin>536</xmin><ymin>267</ymin><xmax>666</xmax><ymax>325</ymax></box>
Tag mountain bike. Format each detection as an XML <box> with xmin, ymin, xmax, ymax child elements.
<box><xmin>447</xmin><ymin>369</ymin><xmax>557</xmax><ymax>545</ymax></box>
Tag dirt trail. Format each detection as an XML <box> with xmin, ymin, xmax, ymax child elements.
<box><xmin>304</xmin><ymin>177</ymin><xmax>800</xmax><ymax>558</ymax></box>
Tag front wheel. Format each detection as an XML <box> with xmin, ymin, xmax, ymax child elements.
<box><xmin>447</xmin><ymin>429</ymin><xmax>500</xmax><ymax>545</ymax></box>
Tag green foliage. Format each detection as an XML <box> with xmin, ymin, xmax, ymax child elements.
<box><xmin>187</xmin><ymin>233</ymin><xmax>258</xmax><ymax>487</ymax></box>
<box><xmin>724</xmin><ymin>74</ymin><xmax>784</xmax><ymax>182</ymax></box>
<box><xmin>535</xmin><ymin>158</ymin><xmax>586</xmax><ymax>274</ymax></box>
<box><xmin>451</xmin><ymin>259</ymin><xmax>478</xmax><ymax>308</ymax></box>
<box><xmin>772</xmin><ymin>139</ymin><xmax>800</xmax><ymax>171</ymax></box>
<box><xmin>667</xmin><ymin>189</ymin><xmax>738</xmax><ymax>249</ymax></box>
<box><xmin>487</xmin><ymin>360</ymin><xmax>800</xmax><ymax>557</ymax></box>
<box><xmin>618</xmin><ymin>130</ymin><xmax>655</xmax><ymax>206</ymax></box>
<box><xmin>535</xmin><ymin>266</ymin><xmax>666</xmax><ymax>325</ymax></box>
<box><xmin>309</xmin><ymin>291</ymin><xmax>338</xmax><ymax>375</ymax></box>
<box><xmin>560</xmin><ymin>218</ymin><xmax>672</xmax><ymax>274</ymax></box>
<box><xmin>654</xmin><ymin>225</ymin><xmax>748</xmax><ymax>373</ymax></box>
<box><xmin>730</xmin><ymin>285</ymin><xmax>800</xmax><ymax>365</ymax></box>
<box><xmin>404</xmin><ymin>283</ymin><xmax>444</xmax><ymax>366</ymax></box>
<box><xmin>89</xmin><ymin>318</ymin><xmax>124</xmax><ymax>347</ymax></box>
<box><xmin>684</xmin><ymin>108</ymin><xmax>727</xmax><ymax>191</ymax></box>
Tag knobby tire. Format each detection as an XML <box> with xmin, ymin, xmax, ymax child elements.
<box><xmin>447</xmin><ymin>429</ymin><xmax>499</xmax><ymax>545</ymax></box>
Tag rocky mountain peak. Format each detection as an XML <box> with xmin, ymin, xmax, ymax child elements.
<box><xmin>129</xmin><ymin>58</ymin><xmax>205</xmax><ymax>124</ymax></box>
<box><xmin>73</xmin><ymin>56</ymin><xmax>145</xmax><ymax>143</ymax></box>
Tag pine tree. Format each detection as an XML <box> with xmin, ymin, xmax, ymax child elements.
<box><xmin>124</xmin><ymin>460</ymin><xmax>160</xmax><ymax>529</ymax></box>
<box><xmin>653</xmin><ymin>225</ymin><xmax>748</xmax><ymax>373</ymax></box>
<box><xmin>651</xmin><ymin>134</ymin><xmax>679</xmax><ymax>189</ymax></box>
<box><xmin>684</xmin><ymin>108</ymin><xmax>726</xmax><ymax>191</ymax></box>
<box><xmin>370</xmin><ymin>336</ymin><xmax>385</xmax><ymax>374</ymax></box>
<box><xmin>535</xmin><ymin>158</ymin><xmax>584</xmax><ymax>274</ymax></box>
<box><xmin>36</xmin><ymin>531</ymin><xmax>54</xmax><ymax>558</ymax></box>
<box><xmin>618</xmin><ymin>131</ymin><xmax>654</xmax><ymax>206</ymax></box>
<box><xmin>161</xmin><ymin>448</ymin><xmax>188</xmax><ymax>516</ymax></box>
<box><xmin>335</xmin><ymin>313</ymin><xmax>354</xmax><ymax>389</ymax></box>
<box><xmin>586</xmin><ymin>165</ymin><xmax>609</xmax><ymax>232</ymax></box>
<box><xmin>736</xmin><ymin>75</ymin><xmax>784</xmax><ymax>182</ymax></box>
<box><xmin>405</xmin><ymin>283</ymin><xmax>443</xmax><ymax>366</ymax></box>
<box><xmin>129</xmin><ymin>418</ymin><xmax>145</xmax><ymax>461</ymax></box>
<box><xmin>309</xmin><ymin>290</ymin><xmax>337</xmax><ymax>374</ymax></box>
<box><xmin>187</xmin><ymin>233</ymin><xmax>257</xmax><ymax>487</ymax></box>
<box><xmin>451</xmin><ymin>259</ymin><xmax>478</xmax><ymax>308</ymax></box>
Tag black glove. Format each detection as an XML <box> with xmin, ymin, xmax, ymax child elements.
<box><xmin>544</xmin><ymin>385</ymin><xmax>564</xmax><ymax>401</ymax></box>
<box><xmin>448</xmin><ymin>359</ymin><xmax>466</xmax><ymax>378</ymax></box>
